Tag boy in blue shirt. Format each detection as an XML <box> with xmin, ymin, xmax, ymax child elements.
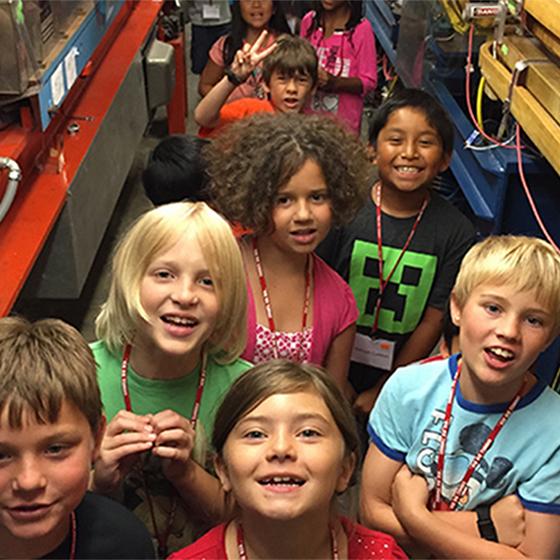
<box><xmin>361</xmin><ymin>235</ymin><xmax>560</xmax><ymax>558</ymax></box>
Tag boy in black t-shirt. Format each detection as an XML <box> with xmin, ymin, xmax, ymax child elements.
<box><xmin>317</xmin><ymin>88</ymin><xmax>476</xmax><ymax>414</ymax></box>
<box><xmin>0</xmin><ymin>317</ymin><xmax>155</xmax><ymax>559</ymax></box>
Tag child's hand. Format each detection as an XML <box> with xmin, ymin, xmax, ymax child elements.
<box><xmin>93</xmin><ymin>411</ymin><xmax>156</xmax><ymax>494</ymax></box>
<box><xmin>230</xmin><ymin>30</ymin><xmax>277</xmax><ymax>83</ymax></box>
<box><xmin>317</xmin><ymin>67</ymin><xmax>334</xmax><ymax>90</ymax></box>
<box><xmin>392</xmin><ymin>465</ymin><xmax>430</xmax><ymax>522</ymax></box>
<box><xmin>150</xmin><ymin>409</ymin><xmax>196</xmax><ymax>483</ymax></box>
<box><xmin>491</xmin><ymin>495</ymin><xmax>526</xmax><ymax>547</ymax></box>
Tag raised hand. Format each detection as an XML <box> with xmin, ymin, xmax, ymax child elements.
<box><xmin>230</xmin><ymin>30</ymin><xmax>277</xmax><ymax>83</ymax></box>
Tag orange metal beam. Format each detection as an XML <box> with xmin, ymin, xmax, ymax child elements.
<box><xmin>0</xmin><ymin>0</ymin><xmax>163</xmax><ymax>316</ymax></box>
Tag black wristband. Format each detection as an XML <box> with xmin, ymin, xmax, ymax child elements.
<box><xmin>224</xmin><ymin>66</ymin><xmax>244</xmax><ymax>87</ymax></box>
<box><xmin>476</xmin><ymin>505</ymin><xmax>499</xmax><ymax>542</ymax></box>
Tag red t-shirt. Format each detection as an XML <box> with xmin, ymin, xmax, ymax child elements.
<box><xmin>198</xmin><ymin>98</ymin><xmax>275</xmax><ymax>139</ymax></box>
<box><xmin>169</xmin><ymin>517</ymin><xmax>408</xmax><ymax>559</ymax></box>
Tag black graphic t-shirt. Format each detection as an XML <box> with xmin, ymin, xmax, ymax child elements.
<box><xmin>317</xmin><ymin>192</ymin><xmax>475</xmax><ymax>392</ymax></box>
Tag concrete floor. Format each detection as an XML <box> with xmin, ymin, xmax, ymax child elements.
<box><xmin>13</xmin><ymin>27</ymin><xmax>201</xmax><ymax>342</ymax></box>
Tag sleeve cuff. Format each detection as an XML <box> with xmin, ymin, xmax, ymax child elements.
<box><xmin>367</xmin><ymin>426</ymin><xmax>407</xmax><ymax>462</ymax></box>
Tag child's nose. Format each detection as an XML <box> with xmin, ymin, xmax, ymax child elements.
<box><xmin>401</xmin><ymin>139</ymin><xmax>418</xmax><ymax>159</ymax></box>
<box><xmin>171</xmin><ymin>279</ymin><xmax>199</xmax><ymax>306</ymax></box>
<box><xmin>496</xmin><ymin>314</ymin><xmax>521</xmax><ymax>340</ymax></box>
<box><xmin>294</xmin><ymin>200</ymin><xmax>312</xmax><ymax>220</ymax></box>
<box><xmin>266</xmin><ymin>431</ymin><xmax>297</xmax><ymax>461</ymax></box>
<box><xmin>286</xmin><ymin>78</ymin><xmax>297</xmax><ymax>92</ymax></box>
<box><xmin>12</xmin><ymin>457</ymin><xmax>47</xmax><ymax>493</ymax></box>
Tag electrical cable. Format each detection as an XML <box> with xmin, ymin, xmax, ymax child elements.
<box><xmin>465</xmin><ymin>132</ymin><xmax>515</xmax><ymax>151</ymax></box>
<box><xmin>382</xmin><ymin>54</ymin><xmax>394</xmax><ymax>81</ymax></box>
<box><xmin>465</xmin><ymin>25</ymin><xmax>518</xmax><ymax>150</ymax></box>
<box><xmin>515</xmin><ymin>124</ymin><xmax>560</xmax><ymax>253</ymax></box>
<box><xmin>476</xmin><ymin>76</ymin><xmax>486</xmax><ymax>130</ymax></box>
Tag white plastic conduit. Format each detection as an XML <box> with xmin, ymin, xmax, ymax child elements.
<box><xmin>0</xmin><ymin>156</ymin><xmax>21</xmax><ymax>223</ymax></box>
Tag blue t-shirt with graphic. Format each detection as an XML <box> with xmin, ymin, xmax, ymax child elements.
<box><xmin>369</xmin><ymin>354</ymin><xmax>560</xmax><ymax>514</ymax></box>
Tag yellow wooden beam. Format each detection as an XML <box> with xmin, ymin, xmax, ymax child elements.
<box><xmin>479</xmin><ymin>41</ymin><xmax>560</xmax><ymax>175</ymax></box>
<box><xmin>496</xmin><ymin>36</ymin><xmax>560</xmax><ymax>125</ymax></box>
<box><xmin>524</xmin><ymin>0</ymin><xmax>560</xmax><ymax>41</ymax></box>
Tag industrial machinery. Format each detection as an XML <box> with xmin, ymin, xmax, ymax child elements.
<box><xmin>365</xmin><ymin>0</ymin><xmax>560</xmax><ymax>382</ymax></box>
<box><xmin>0</xmin><ymin>0</ymin><xmax>182</xmax><ymax>315</ymax></box>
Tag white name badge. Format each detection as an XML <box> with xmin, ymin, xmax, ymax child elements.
<box><xmin>202</xmin><ymin>3</ymin><xmax>220</xmax><ymax>19</ymax></box>
<box><xmin>351</xmin><ymin>333</ymin><xmax>395</xmax><ymax>371</ymax></box>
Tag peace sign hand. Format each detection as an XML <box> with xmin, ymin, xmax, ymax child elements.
<box><xmin>230</xmin><ymin>30</ymin><xmax>277</xmax><ymax>83</ymax></box>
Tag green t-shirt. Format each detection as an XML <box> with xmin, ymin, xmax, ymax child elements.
<box><xmin>91</xmin><ymin>340</ymin><xmax>250</xmax><ymax>434</ymax></box>
<box><xmin>90</xmin><ymin>340</ymin><xmax>251</xmax><ymax>553</ymax></box>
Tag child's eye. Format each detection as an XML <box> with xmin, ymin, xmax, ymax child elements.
<box><xmin>0</xmin><ymin>450</ymin><xmax>12</xmax><ymax>463</ymax></box>
<box><xmin>154</xmin><ymin>270</ymin><xmax>173</xmax><ymax>280</ymax></box>
<box><xmin>526</xmin><ymin>315</ymin><xmax>544</xmax><ymax>328</ymax></box>
<box><xmin>484</xmin><ymin>303</ymin><xmax>501</xmax><ymax>315</ymax></box>
<box><xmin>419</xmin><ymin>139</ymin><xmax>435</xmax><ymax>147</ymax></box>
<box><xmin>45</xmin><ymin>444</ymin><xmax>70</xmax><ymax>457</ymax></box>
<box><xmin>275</xmin><ymin>195</ymin><xmax>291</xmax><ymax>206</ymax></box>
<box><xmin>243</xmin><ymin>430</ymin><xmax>266</xmax><ymax>440</ymax></box>
<box><xmin>388</xmin><ymin>137</ymin><xmax>402</xmax><ymax>144</ymax></box>
<box><xmin>310</xmin><ymin>192</ymin><xmax>328</xmax><ymax>203</ymax></box>
<box><xmin>299</xmin><ymin>428</ymin><xmax>321</xmax><ymax>438</ymax></box>
<box><xmin>198</xmin><ymin>276</ymin><xmax>214</xmax><ymax>288</ymax></box>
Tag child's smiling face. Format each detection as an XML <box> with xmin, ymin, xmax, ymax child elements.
<box><xmin>0</xmin><ymin>401</ymin><xmax>101</xmax><ymax>555</ymax></box>
<box><xmin>215</xmin><ymin>390</ymin><xmax>354</xmax><ymax>522</ymax></box>
<box><xmin>451</xmin><ymin>283</ymin><xmax>555</xmax><ymax>404</ymax></box>
<box><xmin>373</xmin><ymin>107</ymin><xmax>450</xmax><ymax>198</ymax></box>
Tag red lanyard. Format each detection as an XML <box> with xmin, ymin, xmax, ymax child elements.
<box><xmin>120</xmin><ymin>344</ymin><xmax>207</xmax><ymax>429</ymax></box>
<box><xmin>431</xmin><ymin>361</ymin><xmax>528</xmax><ymax>511</ymax></box>
<box><xmin>69</xmin><ymin>511</ymin><xmax>76</xmax><ymax>560</ymax></box>
<box><xmin>120</xmin><ymin>344</ymin><xmax>208</xmax><ymax>556</ymax></box>
<box><xmin>371</xmin><ymin>182</ymin><xmax>428</xmax><ymax>334</ymax></box>
<box><xmin>235</xmin><ymin>522</ymin><xmax>339</xmax><ymax>560</ymax></box>
<box><xmin>252</xmin><ymin>238</ymin><xmax>312</xmax><ymax>362</ymax></box>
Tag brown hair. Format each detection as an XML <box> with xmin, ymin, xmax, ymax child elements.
<box><xmin>212</xmin><ymin>360</ymin><xmax>360</xmax><ymax>484</ymax></box>
<box><xmin>262</xmin><ymin>34</ymin><xmax>318</xmax><ymax>87</ymax></box>
<box><xmin>206</xmin><ymin>113</ymin><xmax>370</xmax><ymax>234</ymax></box>
<box><xmin>0</xmin><ymin>317</ymin><xmax>102</xmax><ymax>433</ymax></box>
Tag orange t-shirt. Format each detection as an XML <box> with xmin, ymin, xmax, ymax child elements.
<box><xmin>198</xmin><ymin>98</ymin><xmax>275</xmax><ymax>138</ymax></box>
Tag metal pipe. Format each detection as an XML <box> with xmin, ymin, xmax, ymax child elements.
<box><xmin>0</xmin><ymin>156</ymin><xmax>22</xmax><ymax>223</ymax></box>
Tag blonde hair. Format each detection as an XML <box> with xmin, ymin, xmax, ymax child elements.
<box><xmin>453</xmin><ymin>235</ymin><xmax>560</xmax><ymax>334</ymax></box>
<box><xmin>96</xmin><ymin>202</ymin><xmax>247</xmax><ymax>362</ymax></box>
<box><xmin>0</xmin><ymin>317</ymin><xmax>101</xmax><ymax>433</ymax></box>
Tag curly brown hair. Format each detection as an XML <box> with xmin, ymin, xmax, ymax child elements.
<box><xmin>205</xmin><ymin>113</ymin><xmax>371</xmax><ymax>234</ymax></box>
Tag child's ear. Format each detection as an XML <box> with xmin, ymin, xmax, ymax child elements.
<box><xmin>335</xmin><ymin>452</ymin><xmax>357</xmax><ymax>494</ymax></box>
<box><xmin>92</xmin><ymin>415</ymin><xmax>107</xmax><ymax>462</ymax></box>
<box><xmin>438</xmin><ymin>152</ymin><xmax>451</xmax><ymax>174</ymax></box>
<box><xmin>214</xmin><ymin>454</ymin><xmax>232</xmax><ymax>492</ymax></box>
<box><xmin>449</xmin><ymin>293</ymin><xmax>462</xmax><ymax>328</ymax></box>
<box><xmin>366</xmin><ymin>144</ymin><xmax>377</xmax><ymax>165</ymax></box>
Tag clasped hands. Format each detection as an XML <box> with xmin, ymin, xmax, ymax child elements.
<box><xmin>92</xmin><ymin>409</ymin><xmax>195</xmax><ymax>494</ymax></box>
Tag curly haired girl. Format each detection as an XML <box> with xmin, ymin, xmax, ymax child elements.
<box><xmin>206</xmin><ymin>112</ymin><xmax>370</xmax><ymax>392</ymax></box>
